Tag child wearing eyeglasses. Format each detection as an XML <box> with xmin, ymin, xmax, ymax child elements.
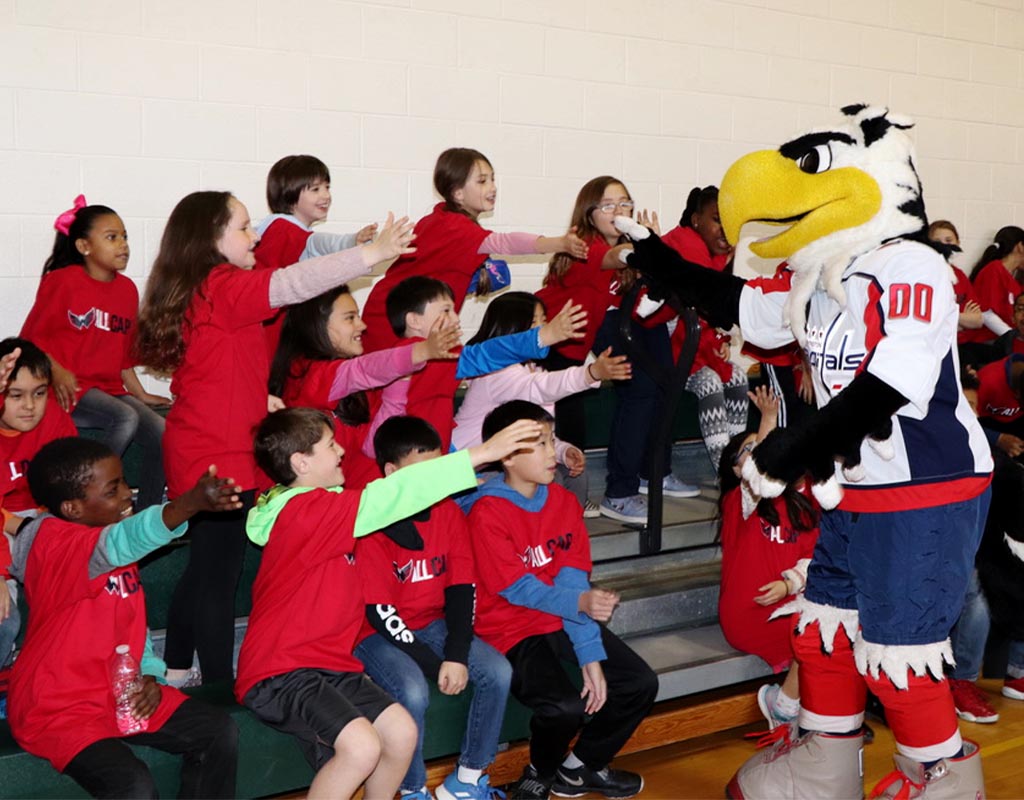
<box><xmin>716</xmin><ymin>386</ymin><xmax>820</xmax><ymax>732</ymax></box>
<box><xmin>538</xmin><ymin>176</ymin><xmax>700</xmax><ymax>526</ymax></box>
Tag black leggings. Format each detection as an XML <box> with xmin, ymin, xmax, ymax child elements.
<box><xmin>64</xmin><ymin>699</ymin><xmax>238</xmax><ymax>799</ymax></box>
<box><xmin>505</xmin><ymin>628</ymin><xmax>658</xmax><ymax>777</ymax></box>
<box><xmin>162</xmin><ymin>491</ymin><xmax>255</xmax><ymax>681</ymax></box>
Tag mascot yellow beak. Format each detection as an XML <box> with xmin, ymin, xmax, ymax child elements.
<box><xmin>719</xmin><ymin>149</ymin><xmax>882</xmax><ymax>259</ymax></box>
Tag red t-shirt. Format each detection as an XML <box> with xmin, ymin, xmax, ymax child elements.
<box><xmin>20</xmin><ymin>266</ymin><xmax>139</xmax><ymax>397</ymax></box>
<box><xmin>961</xmin><ymin>260</ymin><xmax>1022</xmax><ymax>344</ymax></box>
<box><xmin>8</xmin><ymin>517</ymin><xmax>186</xmax><ymax>770</ymax></box>
<box><xmin>355</xmin><ymin>499</ymin><xmax>474</xmax><ymax>641</ymax></box>
<box><xmin>235</xmin><ymin>489</ymin><xmax>367</xmax><ymax>700</ymax></box>
<box><xmin>536</xmin><ymin>237</ymin><xmax>618</xmax><ymax>362</ymax></box>
<box><xmin>717</xmin><ymin>488</ymin><xmax>818</xmax><ymax>672</ymax></box>
<box><xmin>661</xmin><ymin>226</ymin><xmax>734</xmax><ymax>380</ymax></box>
<box><xmin>361</xmin><ymin>204</ymin><xmax>492</xmax><ymax>353</ymax></box>
<box><xmin>254</xmin><ymin>218</ymin><xmax>312</xmax><ymax>361</ymax></box>
<box><xmin>976</xmin><ymin>355</ymin><xmax>1024</xmax><ymax>425</ymax></box>
<box><xmin>468</xmin><ymin>485</ymin><xmax>591</xmax><ymax>654</ymax></box>
<box><xmin>405</xmin><ymin>346</ymin><xmax>461</xmax><ymax>452</ymax></box>
<box><xmin>164</xmin><ymin>264</ymin><xmax>275</xmax><ymax>497</ymax></box>
<box><xmin>951</xmin><ymin>265</ymin><xmax>990</xmax><ymax>345</ymax></box>
<box><xmin>282</xmin><ymin>358</ymin><xmax>382</xmax><ymax>490</ymax></box>
<box><xmin>1</xmin><ymin>401</ymin><xmax>78</xmax><ymax>513</ymax></box>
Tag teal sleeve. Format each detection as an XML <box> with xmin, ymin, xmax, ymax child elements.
<box><xmin>141</xmin><ymin>632</ymin><xmax>168</xmax><ymax>684</ymax></box>
<box><xmin>456</xmin><ymin>328</ymin><xmax>548</xmax><ymax>379</ymax></box>
<box><xmin>354</xmin><ymin>450</ymin><xmax>477</xmax><ymax>537</ymax></box>
<box><xmin>92</xmin><ymin>505</ymin><xmax>189</xmax><ymax>578</ymax></box>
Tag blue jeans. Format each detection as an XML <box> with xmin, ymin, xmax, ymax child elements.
<box><xmin>355</xmin><ymin>620</ymin><xmax>512</xmax><ymax>792</ymax></box>
<box><xmin>72</xmin><ymin>389</ymin><xmax>167</xmax><ymax>509</ymax></box>
<box><xmin>950</xmin><ymin>570</ymin><xmax>990</xmax><ymax>681</ymax></box>
<box><xmin>0</xmin><ymin>583</ymin><xmax>20</xmax><ymax>669</ymax></box>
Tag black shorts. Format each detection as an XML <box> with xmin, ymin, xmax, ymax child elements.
<box><xmin>243</xmin><ymin>669</ymin><xmax>395</xmax><ymax>769</ymax></box>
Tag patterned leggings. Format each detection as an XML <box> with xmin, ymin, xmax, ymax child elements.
<box><xmin>685</xmin><ymin>365</ymin><xmax>749</xmax><ymax>471</ymax></box>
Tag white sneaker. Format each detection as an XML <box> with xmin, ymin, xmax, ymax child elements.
<box><xmin>582</xmin><ymin>500</ymin><xmax>601</xmax><ymax>519</ymax></box>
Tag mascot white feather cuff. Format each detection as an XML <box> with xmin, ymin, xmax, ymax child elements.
<box><xmin>622</xmin><ymin>105</ymin><xmax>992</xmax><ymax>799</ymax></box>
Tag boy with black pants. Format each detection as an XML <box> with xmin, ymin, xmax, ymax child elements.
<box><xmin>9</xmin><ymin>437</ymin><xmax>240</xmax><ymax>799</ymax></box>
<box><xmin>466</xmin><ymin>400</ymin><xmax>658</xmax><ymax>800</ymax></box>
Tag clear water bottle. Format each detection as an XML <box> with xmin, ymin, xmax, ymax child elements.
<box><xmin>110</xmin><ymin>644</ymin><xmax>148</xmax><ymax>735</ymax></box>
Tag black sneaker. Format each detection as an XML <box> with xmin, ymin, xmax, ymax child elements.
<box><xmin>551</xmin><ymin>765</ymin><xmax>643</xmax><ymax>799</ymax></box>
<box><xmin>509</xmin><ymin>765</ymin><xmax>554</xmax><ymax>800</ymax></box>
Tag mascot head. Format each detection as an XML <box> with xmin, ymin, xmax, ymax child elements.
<box><xmin>719</xmin><ymin>105</ymin><xmax>927</xmax><ymax>341</ymax></box>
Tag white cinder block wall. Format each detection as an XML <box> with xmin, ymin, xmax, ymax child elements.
<box><xmin>2</xmin><ymin>0</ymin><xmax>1024</xmax><ymax>367</ymax></box>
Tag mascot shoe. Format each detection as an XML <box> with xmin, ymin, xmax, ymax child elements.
<box><xmin>870</xmin><ymin>740</ymin><xmax>984</xmax><ymax>799</ymax></box>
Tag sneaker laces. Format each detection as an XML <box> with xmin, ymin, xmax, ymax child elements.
<box><xmin>745</xmin><ymin>724</ymin><xmax>792</xmax><ymax>749</ymax></box>
<box><xmin>870</xmin><ymin>769</ymin><xmax>925</xmax><ymax>800</ymax></box>
<box><xmin>478</xmin><ymin>775</ymin><xmax>505</xmax><ymax>800</ymax></box>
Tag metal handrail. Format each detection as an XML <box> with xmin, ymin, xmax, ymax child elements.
<box><xmin>615</xmin><ymin>287</ymin><xmax>701</xmax><ymax>554</ymax></box>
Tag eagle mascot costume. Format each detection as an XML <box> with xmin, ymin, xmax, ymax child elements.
<box><xmin>619</xmin><ymin>105</ymin><xmax>992</xmax><ymax>799</ymax></box>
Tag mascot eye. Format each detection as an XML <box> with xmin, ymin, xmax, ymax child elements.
<box><xmin>797</xmin><ymin>144</ymin><xmax>832</xmax><ymax>174</ymax></box>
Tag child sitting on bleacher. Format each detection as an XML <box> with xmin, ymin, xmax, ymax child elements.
<box><xmin>0</xmin><ymin>348</ymin><xmax>23</xmax><ymax>687</ymax></box>
<box><xmin>384</xmin><ymin>276</ymin><xmax>586</xmax><ymax>453</ymax></box>
<box><xmin>717</xmin><ymin>387</ymin><xmax>819</xmax><ymax>731</ymax></box>
<box><xmin>0</xmin><ymin>338</ymin><xmax>77</xmax><ymax>535</ymax></box>
<box><xmin>465</xmin><ymin>400</ymin><xmax>657</xmax><ymax>800</ymax></box>
<box><xmin>8</xmin><ymin>437</ymin><xmax>241</xmax><ymax>799</ymax></box>
<box><xmin>453</xmin><ymin>291</ymin><xmax>630</xmax><ymax>514</ymax></box>
<box><xmin>236</xmin><ymin>407</ymin><xmax>543</xmax><ymax>800</ymax></box>
<box><xmin>355</xmin><ymin>415</ymin><xmax>512</xmax><ymax>800</ymax></box>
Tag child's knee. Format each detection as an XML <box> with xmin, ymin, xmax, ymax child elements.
<box><xmin>333</xmin><ymin>718</ymin><xmax>383</xmax><ymax>776</ymax></box>
<box><xmin>537</xmin><ymin>694</ymin><xmax>586</xmax><ymax>730</ymax></box>
<box><xmin>394</xmin><ymin>673</ymin><xmax>431</xmax><ymax>719</ymax></box>
<box><xmin>375</xmin><ymin>703</ymin><xmax>418</xmax><ymax>758</ymax></box>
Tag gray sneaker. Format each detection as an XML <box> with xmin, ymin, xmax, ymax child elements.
<box><xmin>599</xmin><ymin>494</ymin><xmax>647</xmax><ymax>524</ymax></box>
<box><xmin>639</xmin><ymin>474</ymin><xmax>701</xmax><ymax>498</ymax></box>
<box><xmin>872</xmin><ymin>740</ymin><xmax>985</xmax><ymax>799</ymax></box>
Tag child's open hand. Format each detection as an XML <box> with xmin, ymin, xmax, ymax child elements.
<box><xmin>637</xmin><ymin>209</ymin><xmax>661</xmax><ymax>235</ymax></box>
<box><xmin>748</xmin><ymin>385</ymin><xmax>780</xmax><ymax>437</ymax></box>
<box><xmin>580</xmin><ymin>661</ymin><xmax>607</xmax><ymax>715</ymax></box>
<box><xmin>50</xmin><ymin>360</ymin><xmax>79</xmax><ymax>411</ymax></box>
<box><xmin>355</xmin><ymin>222</ymin><xmax>378</xmax><ymax>245</ymax></box>
<box><xmin>468</xmin><ymin>420</ymin><xmax>544</xmax><ymax>468</ymax></box>
<box><xmin>563</xmin><ymin>445</ymin><xmax>585</xmax><ymax>478</ymax></box>
<box><xmin>414</xmin><ymin>315</ymin><xmax>461</xmax><ymax>363</ymax></box>
<box><xmin>589</xmin><ymin>348</ymin><xmax>631</xmax><ymax>382</ymax></box>
<box><xmin>538</xmin><ymin>301</ymin><xmax>586</xmax><ymax>347</ymax></box>
<box><xmin>363</xmin><ymin>212</ymin><xmax>416</xmax><ymax>265</ymax></box>
<box><xmin>163</xmin><ymin>466</ymin><xmax>243</xmax><ymax>530</ymax></box>
<box><xmin>130</xmin><ymin>675</ymin><xmax>162</xmax><ymax>720</ymax></box>
<box><xmin>754</xmin><ymin>580</ymin><xmax>789</xmax><ymax>606</ymax></box>
<box><xmin>438</xmin><ymin>661</ymin><xmax>469</xmax><ymax>696</ymax></box>
<box><xmin>579</xmin><ymin>588</ymin><xmax>619</xmax><ymax>621</ymax></box>
<box><xmin>0</xmin><ymin>347</ymin><xmax>21</xmax><ymax>394</ymax></box>
<box><xmin>562</xmin><ymin>227</ymin><xmax>589</xmax><ymax>260</ymax></box>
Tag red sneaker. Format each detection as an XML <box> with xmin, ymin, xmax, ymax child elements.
<box><xmin>1002</xmin><ymin>675</ymin><xmax>1024</xmax><ymax>700</ymax></box>
<box><xmin>949</xmin><ymin>679</ymin><xmax>999</xmax><ymax>723</ymax></box>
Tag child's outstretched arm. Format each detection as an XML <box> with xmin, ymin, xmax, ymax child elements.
<box><xmin>455</xmin><ymin>301</ymin><xmax>587</xmax><ymax>380</ymax></box>
<box><xmin>749</xmin><ymin>385</ymin><xmax>780</xmax><ymax>442</ymax></box>
<box><xmin>353</xmin><ymin>420</ymin><xmax>544</xmax><ymax>536</ymax></box>
<box><xmin>89</xmin><ymin>467</ymin><xmax>242</xmax><ymax>578</ymax></box>
<box><xmin>268</xmin><ymin>213</ymin><xmax>416</xmax><ymax>309</ymax></box>
<box><xmin>477</xmin><ymin>229</ymin><xmax>588</xmax><ymax>261</ymax></box>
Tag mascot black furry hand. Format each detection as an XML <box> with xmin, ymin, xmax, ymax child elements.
<box><xmin>624</xmin><ymin>105</ymin><xmax>993</xmax><ymax>799</ymax></box>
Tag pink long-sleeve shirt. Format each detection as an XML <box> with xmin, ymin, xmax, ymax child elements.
<box><xmin>451</xmin><ymin>361</ymin><xmax>598</xmax><ymax>463</ymax></box>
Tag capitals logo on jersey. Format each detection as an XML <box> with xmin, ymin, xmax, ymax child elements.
<box><xmin>67</xmin><ymin>307</ymin><xmax>133</xmax><ymax>335</ymax></box>
<box><xmin>392</xmin><ymin>555</ymin><xmax>448</xmax><ymax>584</ymax></box>
<box><xmin>760</xmin><ymin>519</ymin><xmax>799</xmax><ymax>545</ymax></box>
<box><xmin>520</xmin><ymin>544</ymin><xmax>553</xmax><ymax>569</ymax></box>
<box><xmin>105</xmin><ymin>568</ymin><xmax>143</xmax><ymax>599</ymax></box>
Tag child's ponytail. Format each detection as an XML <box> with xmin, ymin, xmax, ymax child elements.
<box><xmin>970</xmin><ymin>225</ymin><xmax>1024</xmax><ymax>280</ymax></box>
<box><xmin>679</xmin><ymin>185</ymin><xmax>718</xmax><ymax>229</ymax></box>
<box><xmin>42</xmin><ymin>196</ymin><xmax>119</xmax><ymax>275</ymax></box>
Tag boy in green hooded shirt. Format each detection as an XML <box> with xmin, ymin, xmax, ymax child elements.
<box><xmin>235</xmin><ymin>407</ymin><xmax>542</xmax><ymax>800</ymax></box>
